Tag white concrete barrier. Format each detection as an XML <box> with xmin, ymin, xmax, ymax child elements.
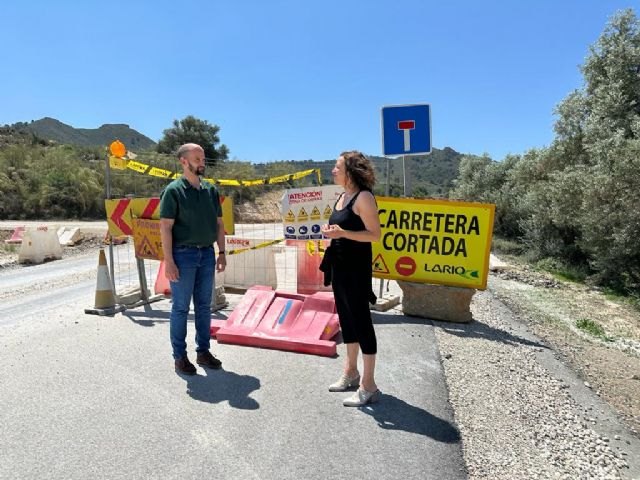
<box><xmin>219</xmin><ymin>237</ymin><xmax>278</xmax><ymax>290</ymax></box>
<box><xmin>18</xmin><ymin>227</ymin><xmax>63</xmax><ymax>264</ymax></box>
<box><xmin>57</xmin><ymin>226</ymin><xmax>82</xmax><ymax>246</ymax></box>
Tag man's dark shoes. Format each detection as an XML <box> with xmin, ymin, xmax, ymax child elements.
<box><xmin>175</xmin><ymin>356</ymin><xmax>197</xmax><ymax>375</ymax></box>
<box><xmin>197</xmin><ymin>350</ymin><xmax>222</xmax><ymax>369</ymax></box>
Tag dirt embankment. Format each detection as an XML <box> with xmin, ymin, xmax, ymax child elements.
<box><xmin>233</xmin><ymin>190</ymin><xmax>285</xmax><ymax>223</ymax></box>
<box><xmin>490</xmin><ymin>261</ymin><xmax>640</xmax><ymax>434</ymax></box>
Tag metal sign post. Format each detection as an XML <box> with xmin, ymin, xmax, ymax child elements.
<box><xmin>380</xmin><ymin>156</ymin><xmax>391</xmax><ymax>299</ymax></box>
<box><xmin>378</xmin><ymin>104</ymin><xmax>433</xmax><ymax>301</ymax></box>
<box><xmin>104</xmin><ymin>149</ymin><xmax>116</xmax><ymax>293</ymax></box>
<box><xmin>106</xmin><ymin>140</ymin><xmax>153</xmax><ymax>305</ymax></box>
<box><xmin>402</xmin><ymin>155</ymin><xmax>407</xmax><ymax>197</ymax></box>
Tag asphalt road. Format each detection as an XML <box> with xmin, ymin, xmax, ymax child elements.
<box><xmin>0</xmin><ymin>250</ymin><xmax>466</xmax><ymax>480</ymax></box>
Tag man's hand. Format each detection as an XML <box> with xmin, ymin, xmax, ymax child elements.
<box><xmin>165</xmin><ymin>260</ymin><xmax>179</xmax><ymax>281</ymax></box>
<box><xmin>216</xmin><ymin>254</ymin><xmax>226</xmax><ymax>273</ymax></box>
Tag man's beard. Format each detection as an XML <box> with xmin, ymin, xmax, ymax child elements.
<box><xmin>188</xmin><ymin>163</ymin><xmax>205</xmax><ymax>176</ymax></box>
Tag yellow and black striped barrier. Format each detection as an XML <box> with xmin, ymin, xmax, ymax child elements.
<box><xmin>110</xmin><ymin>156</ymin><xmax>322</xmax><ymax>186</ymax></box>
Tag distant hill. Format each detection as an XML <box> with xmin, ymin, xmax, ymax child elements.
<box><xmin>12</xmin><ymin>117</ymin><xmax>156</xmax><ymax>150</ymax></box>
<box><xmin>391</xmin><ymin>147</ymin><xmax>464</xmax><ymax>197</ymax></box>
<box><xmin>253</xmin><ymin>147</ymin><xmax>466</xmax><ymax>198</ymax></box>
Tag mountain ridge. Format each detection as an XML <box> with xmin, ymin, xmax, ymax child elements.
<box><xmin>9</xmin><ymin>117</ymin><xmax>157</xmax><ymax>150</ymax></box>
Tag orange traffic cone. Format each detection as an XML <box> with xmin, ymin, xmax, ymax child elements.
<box><xmin>154</xmin><ymin>260</ymin><xmax>171</xmax><ymax>296</ymax></box>
<box><xmin>84</xmin><ymin>249</ymin><xmax>126</xmax><ymax>316</ymax></box>
<box><xmin>94</xmin><ymin>249</ymin><xmax>115</xmax><ymax>308</ymax></box>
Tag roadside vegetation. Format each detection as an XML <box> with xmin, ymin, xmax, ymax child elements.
<box><xmin>453</xmin><ymin>9</ymin><xmax>640</xmax><ymax>298</ymax></box>
<box><xmin>575</xmin><ymin>318</ymin><xmax>612</xmax><ymax>341</ymax></box>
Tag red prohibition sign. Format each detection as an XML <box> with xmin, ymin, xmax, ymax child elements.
<box><xmin>395</xmin><ymin>256</ymin><xmax>416</xmax><ymax>276</ymax></box>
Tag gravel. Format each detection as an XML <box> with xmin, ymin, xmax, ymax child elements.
<box><xmin>434</xmin><ymin>290</ymin><xmax>635</xmax><ymax>480</ymax></box>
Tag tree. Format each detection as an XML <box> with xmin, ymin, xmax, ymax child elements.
<box><xmin>157</xmin><ymin>115</ymin><xmax>229</xmax><ymax>165</ymax></box>
<box><xmin>509</xmin><ymin>9</ymin><xmax>640</xmax><ymax>291</ymax></box>
<box><xmin>448</xmin><ymin>9</ymin><xmax>640</xmax><ymax>293</ymax></box>
<box><xmin>551</xmin><ymin>9</ymin><xmax>640</xmax><ymax>290</ymax></box>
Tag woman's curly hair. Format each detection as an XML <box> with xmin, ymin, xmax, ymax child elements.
<box><xmin>340</xmin><ymin>150</ymin><xmax>376</xmax><ymax>191</ymax></box>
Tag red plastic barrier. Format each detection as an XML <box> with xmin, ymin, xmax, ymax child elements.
<box><xmin>210</xmin><ymin>285</ymin><xmax>275</xmax><ymax>335</ymax></box>
<box><xmin>255</xmin><ymin>295</ymin><xmax>304</xmax><ymax>335</ymax></box>
<box><xmin>295</xmin><ymin>240</ymin><xmax>332</xmax><ymax>295</ymax></box>
<box><xmin>154</xmin><ymin>260</ymin><xmax>171</xmax><ymax>296</ymax></box>
<box><xmin>212</xmin><ymin>286</ymin><xmax>339</xmax><ymax>356</ymax></box>
<box><xmin>4</xmin><ymin>226</ymin><xmax>25</xmax><ymax>244</ymax></box>
<box><xmin>296</xmin><ymin>280</ymin><xmax>340</xmax><ymax>338</ymax></box>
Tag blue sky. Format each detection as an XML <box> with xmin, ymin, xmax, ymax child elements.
<box><xmin>0</xmin><ymin>1</ymin><xmax>636</xmax><ymax>162</ymax></box>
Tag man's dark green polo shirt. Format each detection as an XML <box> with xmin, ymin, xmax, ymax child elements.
<box><xmin>159</xmin><ymin>177</ymin><xmax>223</xmax><ymax>247</ymax></box>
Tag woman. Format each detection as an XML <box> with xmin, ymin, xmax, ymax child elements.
<box><xmin>321</xmin><ymin>150</ymin><xmax>381</xmax><ymax>407</ymax></box>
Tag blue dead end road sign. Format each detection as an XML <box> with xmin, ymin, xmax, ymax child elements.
<box><xmin>381</xmin><ymin>104</ymin><xmax>431</xmax><ymax>156</ymax></box>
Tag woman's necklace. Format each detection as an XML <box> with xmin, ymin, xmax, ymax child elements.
<box><xmin>342</xmin><ymin>188</ymin><xmax>358</xmax><ymax>205</ymax></box>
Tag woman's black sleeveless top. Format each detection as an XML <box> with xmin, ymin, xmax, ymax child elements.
<box><xmin>328</xmin><ymin>191</ymin><xmax>372</xmax><ymax>270</ymax></box>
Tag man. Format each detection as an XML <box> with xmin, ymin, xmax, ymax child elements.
<box><xmin>159</xmin><ymin>143</ymin><xmax>226</xmax><ymax>375</ymax></box>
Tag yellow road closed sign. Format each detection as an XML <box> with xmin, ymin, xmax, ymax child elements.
<box><xmin>372</xmin><ymin>197</ymin><xmax>495</xmax><ymax>290</ymax></box>
<box><xmin>132</xmin><ymin>218</ymin><xmax>164</xmax><ymax>260</ymax></box>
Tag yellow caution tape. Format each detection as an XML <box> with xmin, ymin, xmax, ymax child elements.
<box><xmin>148</xmin><ymin>166</ymin><xmax>174</xmax><ymax>178</ymax></box>
<box><xmin>227</xmin><ymin>239</ymin><xmax>284</xmax><ymax>256</ymax></box>
<box><xmin>126</xmin><ymin>160</ymin><xmax>154</xmax><ymax>174</ymax></box>
<box><xmin>123</xmin><ymin>160</ymin><xmax>322</xmax><ymax>186</ymax></box>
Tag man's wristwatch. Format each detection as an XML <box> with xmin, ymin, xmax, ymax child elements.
<box><xmin>218</xmin><ymin>251</ymin><xmax>225</xmax><ymax>255</ymax></box>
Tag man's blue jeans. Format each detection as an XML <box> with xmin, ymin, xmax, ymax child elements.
<box><xmin>169</xmin><ymin>246</ymin><xmax>215</xmax><ymax>360</ymax></box>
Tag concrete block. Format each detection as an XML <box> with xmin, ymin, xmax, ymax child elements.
<box><xmin>18</xmin><ymin>227</ymin><xmax>63</xmax><ymax>264</ymax></box>
<box><xmin>370</xmin><ymin>294</ymin><xmax>401</xmax><ymax>312</ymax></box>
<box><xmin>212</xmin><ymin>285</ymin><xmax>228</xmax><ymax>311</ymax></box>
<box><xmin>397</xmin><ymin>281</ymin><xmax>475</xmax><ymax>323</ymax></box>
<box><xmin>57</xmin><ymin>227</ymin><xmax>83</xmax><ymax>246</ymax></box>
